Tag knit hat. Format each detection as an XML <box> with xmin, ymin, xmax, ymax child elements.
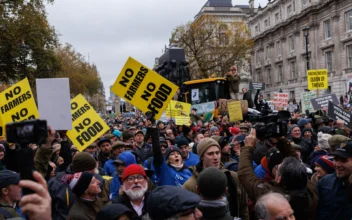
<box><xmin>309</xmin><ymin>150</ymin><xmax>327</xmax><ymax>165</ymax></box>
<box><xmin>211</xmin><ymin>136</ymin><xmax>228</xmax><ymax>149</ymax></box>
<box><xmin>317</xmin><ymin>132</ymin><xmax>332</xmax><ymax>151</ymax></box>
<box><xmin>315</xmin><ymin>155</ymin><xmax>335</xmax><ymax>174</ymax></box>
<box><xmin>175</xmin><ymin>137</ymin><xmax>189</xmax><ymax>147</ymax></box>
<box><xmin>159</xmin><ymin>137</ymin><xmax>168</xmax><ymax>147</ymax></box>
<box><xmin>122</xmin><ymin>164</ymin><xmax>147</xmax><ymax>182</ymax></box>
<box><xmin>209</xmin><ymin>126</ymin><xmax>219</xmax><ymax>136</ymax></box>
<box><xmin>165</xmin><ymin>146</ymin><xmax>182</xmax><ymax>160</ymax></box>
<box><xmin>264</xmin><ymin>148</ymin><xmax>283</xmax><ymax>173</ymax></box>
<box><xmin>71</xmin><ymin>152</ymin><xmax>97</xmax><ymax>173</ymax></box>
<box><xmin>67</xmin><ymin>172</ymin><xmax>94</xmax><ymax>197</ymax></box>
<box><xmin>197</xmin><ymin>138</ymin><xmax>220</xmax><ymax>157</ymax></box>
<box><xmin>301</xmin><ymin>128</ymin><xmax>313</xmax><ymax>136</ymax></box>
<box><xmin>197</xmin><ymin>167</ymin><xmax>227</xmax><ymax>199</ymax></box>
<box><xmin>288</xmin><ymin>124</ymin><xmax>299</xmax><ymax>134</ymax></box>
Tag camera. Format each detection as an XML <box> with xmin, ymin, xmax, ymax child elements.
<box><xmin>254</xmin><ymin>111</ymin><xmax>290</xmax><ymax>139</ymax></box>
<box><xmin>6</xmin><ymin>119</ymin><xmax>48</xmax><ymax>145</ymax></box>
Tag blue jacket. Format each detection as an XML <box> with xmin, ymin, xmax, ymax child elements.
<box><xmin>143</xmin><ymin>157</ymin><xmax>159</xmax><ymax>186</ymax></box>
<box><xmin>254</xmin><ymin>164</ymin><xmax>266</xmax><ymax>179</ymax></box>
<box><xmin>155</xmin><ymin>159</ymin><xmax>192</xmax><ymax>187</ymax></box>
<box><xmin>184</xmin><ymin>152</ymin><xmax>200</xmax><ymax>167</ymax></box>
<box><xmin>317</xmin><ymin>172</ymin><xmax>352</xmax><ymax>220</ymax></box>
<box><xmin>104</xmin><ymin>159</ymin><xmax>116</xmax><ymax>176</ymax></box>
<box><xmin>110</xmin><ymin>151</ymin><xmax>137</xmax><ymax>199</ymax></box>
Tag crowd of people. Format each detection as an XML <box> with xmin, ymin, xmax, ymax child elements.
<box><xmin>0</xmin><ymin>101</ymin><xmax>352</xmax><ymax>220</ymax></box>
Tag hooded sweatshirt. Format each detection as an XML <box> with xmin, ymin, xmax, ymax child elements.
<box><xmin>110</xmin><ymin>151</ymin><xmax>137</xmax><ymax>199</ymax></box>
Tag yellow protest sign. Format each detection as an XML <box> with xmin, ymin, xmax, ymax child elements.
<box><xmin>0</xmin><ymin>78</ymin><xmax>39</xmax><ymax>133</ymax></box>
<box><xmin>307</xmin><ymin>69</ymin><xmax>328</xmax><ymax>90</ymax></box>
<box><xmin>228</xmin><ymin>101</ymin><xmax>243</xmax><ymax>122</ymax></box>
<box><xmin>111</xmin><ymin>57</ymin><xmax>179</xmax><ymax>120</ymax></box>
<box><xmin>166</xmin><ymin>100</ymin><xmax>191</xmax><ymax>118</ymax></box>
<box><xmin>175</xmin><ymin>116</ymin><xmax>191</xmax><ymax>126</ymax></box>
<box><xmin>0</xmin><ymin>116</ymin><xmax>4</xmax><ymax>140</ymax></box>
<box><xmin>66</xmin><ymin>94</ymin><xmax>109</xmax><ymax>152</ymax></box>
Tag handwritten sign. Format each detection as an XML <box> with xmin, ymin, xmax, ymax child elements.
<box><xmin>175</xmin><ymin>116</ymin><xmax>191</xmax><ymax>126</ymax></box>
<box><xmin>111</xmin><ymin>57</ymin><xmax>178</xmax><ymax>119</ymax></box>
<box><xmin>66</xmin><ymin>94</ymin><xmax>109</xmax><ymax>152</ymax></box>
<box><xmin>228</xmin><ymin>101</ymin><xmax>243</xmax><ymax>121</ymax></box>
<box><xmin>273</xmin><ymin>93</ymin><xmax>289</xmax><ymax>109</ymax></box>
<box><xmin>301</xmin><ymin>91</ymin><xmax>316</xmax><ymax>113</ymax></box>
<box><xmin>307</xmin><ymin>69</ymin><xmax>328</xmax><ymax>90</ymax></box>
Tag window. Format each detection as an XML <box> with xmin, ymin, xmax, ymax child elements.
<box><xmin>346</xmin><ymin>10</ymin><xmax>352</xmax><ymax>32</ymax></box>
<box><xmin>256</xmin><ymin>71</ymin><xmax>262</xmax><ymax>82</ymax></box>
<box><xmin>302</xmin><ymin>0</ymin><xmax>308</xmax><ymax>6</ymax></box>
<box><xmin>290</xmin><ymin>61</ymin><xmax>296</xmax><ymax>79</ymax></box>
<box><xmin>348</xmin><ymin>45</ymin><xmax>352</xmax><ymax>68</ymax></box>
<box><xmin>324</xmin><ymin>20</ymin><xmax>331</xmax><ymax>39</ymax></box>
<box><xmin>267</xmin><ymin>69</ymin><xmax>272</xmax><ymax>84</ymax></box>
<box><xmin>275</xmin><ymin>13</ymin><xmax>279</xmax><ymax>23</ymax></box>
<box><xmin>278</xmin><ymin>65</ymin><xmax>283</xmax><ymax>82</ymax></box>
<box><xmin>277</xmin><ymin>41</ymin><xmax>281</xmax><ymax>56</ymax></box>
<box><xmin>255</xmin><ymin>25</ymin><xmax>260</xmax><ymax>34</ymax></box>
<box><xmin>264</xmin><ymin>20</ymin><xmax>268</xmax><ymax>28</ymax></box>
<box><xmin>265</xmin><ymin>46</ymin><xmax>270</xmax><ymax>60</ymax></box>
<box><xmin>289</xmin><ymin>35</ymin><xmax>295</xmax><ymax>51</ymax></box>
<box><xmin>290</xmin><ymin>91</ymin><xmax>295</xmax><ymax>100</ymax></box>
<box><xmin>287</xmin><ymin>5</ymin><xmax>292</xmax><ymax>15</ymax></box>
<box><xmin>325</xmin><ymin>51</ymin><xmax>333</xmax><ymax>72</ymax></box>
<box><xmin>256</xmin><ymin>50</ymin><xmax>260</xmax><ymax>64</ymax></box>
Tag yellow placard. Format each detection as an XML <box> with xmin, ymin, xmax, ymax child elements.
<box><xmin>307</xmin><ymin>69</ymin><xmax>328</xmax><ymax>90</ymax></box>
<box><xmin>0</xmin><ymin>78</ymin><xmax>39</xmax><ymax>138</ymax></box>
<box><xmin>111</xmin><ymin>57</ymin><xmax>179</xmax><ymax>120</ymax></box>
<box><xmin>175</xmin><ymin>116</ymin><xmax>191</xmax><ymax>126</ymax></box>
<box><xmin>228</xmin><ymin>101</ymin><xmax>243</xmax><ymax>122</ymax></box>
<box><xmin>166</xmin><ymin>100</ymin><xmax>191</xmax><ymax>118</ymax></box>
<box><xmin>66</xmin><ymin>94</ymin><xmax>109</xmax><ymax>152</ymax></box>
<box><xmin>0</xmin><ymin>116</ymin><xmax>4</xmax><ymax>140</ymax></box>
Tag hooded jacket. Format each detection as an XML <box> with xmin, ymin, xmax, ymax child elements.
<box><xmin>110</xmin><ymin>151</ymin><xmax>137</xmax><ymax>199</ymax></box>
<box><xmin>197</xmin><ymin>199</ymin><xmax>233</xmax><ymax>220</ymax></box>
<box><xmin>104</xmin><ymin>158</ymin><xmax>117</xmax><ymax>176</ymax></box>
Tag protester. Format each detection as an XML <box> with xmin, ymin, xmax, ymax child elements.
<box><xmin>97</xmin><ymin>138</ymin><xmax>112</xmax><ymax>168</ymax></box>
<box><xmin>145</xmin><ymin>185</ymin><xmax>202</xmax><ymax>220</ymax></box>
<box><xmin>104</xmin><ymin>141</ymin><xmax>126</xmax><ymax>176</ymax></box>
<box><xmin>190</xmin><ymin>108</ymin><xmax>201</xmax><ymax>123</ymax></box>
<box><xmin>242</xmin><ymin>87</ymin><xmax>254</xmax><ymax>108</ymax></box>
<box><xmin>255</xmin><ymin>192</ymin><xmax>295</xmax><ymax>220</ymax></box>
<box><xmin>196</xmin><ymin>167</ymin><xmax>232</xmax><ymax>220</ymax></box>
<box><xmin>175</xmin><ymin>137</ymin><xmax>199</xmax><ymax>167</ymax></box>
<box><xmin>133</xmin><ymin>130</ymin><xmax>152</xmax><ymax>164</ymax></box>
<box><xmin>311</xmin><ymin>155</ymin><xmax>335</xmax><ymax>185</ymax></box>
<box><xmin>112</xmin><ymin>164</ymin><xmax>149</xmax><ymax>219</ymax></box>
<box><xmin>0</xmin><ymin>170</ymin><xmax>21</xmax><ymax>219</ymax></box>
<box><xmin>96</xmin><ymin>204</ymin><xmax>133</xmax><ymax>220</ymax></box>
<box><xmin>226</xmin><ymin>67</ymin><xmax>240</xmax><ymax>100</ymax></box>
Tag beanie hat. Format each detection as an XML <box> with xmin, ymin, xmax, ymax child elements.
<box><xmin>122</xmin><ymin>164</ymin><xmax>147</xmax><ymax>182</ymax></box>
<box><xmin>209</xmin><ymin>126</ymin><xmax>219</xmax><ymax>136</ymax></box>
<box><xmin>71</xmin><ymin>152</ymin><xmax>97</xmax><ymax>173</ymax></box>
<box><xmin>197</xmin><ymin>167</ymin><xmax>226</xmax><ymax>199</ymax></box>
<box><xmin>211</xmin><ymin>136</ymin><xmax>228</xmax><ymax>149</ymax></box>
<box><xmin>266</xmin><ymin>148</ymin><xmax>283</xmax><ymax>173</ymax></box>
<box><xmin>175</xmin><ymin>137</ymin><xmax>189</xmax><ymax>147</ymax></box>
<box><xmin>315</xmin><ymin>155</ymin><xmax>335</xmax><ymax>174</ymax></box>
<box><xmin>317</xmin><ymin>132</ymin><xmax>332</xmax><ymax>151</ymax></box>
<box><xmin>165</xmin><ymin>146</ymin><xmax>182</xmax><ymax>160</ymax></box>
<box><xmin>309</xmin><ymin>150</ymin><xmax>327</xmax><ymax>165</ymax></box>
<box><xmin>301</xmin><ymin>128</ymin><xmax>313</xmax><ymax>137</ymax></box>
<box><xmin>197</xmin><ymin>138</ymin><xmax>220</xmax><ymax>157</ymax></box>
<box><xmin>67</xmin><ymin>172</ymin><xmax>94</xmax><ymax>197</ymax></box>
<box><xmin>288</xmin><ymin>124</ymin><xmax>299</xmax><ymax>134</ymax></box>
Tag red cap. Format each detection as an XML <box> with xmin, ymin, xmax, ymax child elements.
<box><xmin>232</xmin><ymin>67</ymin><xmax>237</xmax><ymax>71</ymax></box>
<box><xmin>122</xmin><ymin>164</ymin><xmax>147</xmax><ymax>182</ymax></box>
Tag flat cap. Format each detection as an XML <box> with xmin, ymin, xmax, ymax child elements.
<box><xmin>0</xmin><ymin>170</ymin><xmax>20</xmax><ymax>189</ymax></box>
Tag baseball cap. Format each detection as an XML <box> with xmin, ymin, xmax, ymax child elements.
<box><xmin>298</xmin><ymin>118</ymin><xmax>312</xmax><ymax>127</ymax></box>
<box><xmin>330</xmin><ymin>141</ymin><xmax>352</xmax><ymax>158</ymax></box>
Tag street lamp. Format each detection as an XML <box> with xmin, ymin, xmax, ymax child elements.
<box><xmin>302</xmin><ymin>26</ymin><xmax>310</xmax><ymax>71</ymax></box>
<box><xmin>20</xmin><ymin>40</ymin><xmax>29</xmax><ymax>78</ymax></box>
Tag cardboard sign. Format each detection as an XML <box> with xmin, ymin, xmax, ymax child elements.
<box><xmin>191</xmin><ymin>101</ymin><xmax>216</xmax><ymax>115</ymax></box>
<box><xmin>228</xmin><ymin>101</ymin><xmax>243</xmax><ymax>121</ymax></box>
<box><xmin>0</xmin><ymin>78</ymin><xmax>39</xmax><ymax>135</ymax></box>
<box><xmin>218</xmin><ymin>99</ymin><xmax>248</xmax><ymax>115</ymax></box>
<box><xmin>310</xmin><ymin>94</ymin><xmax>339</xmax><ymax>110</ymax></box>
<box><xmin>175</xmin><ymin>116</ymin><xmax>191</xmax><ymax>126</ymax></box>
<box><xmin>111</xmin><ymin>57</ymin><xmax>178</xmax><ymax>119</ymax></box>
<box><xmin>166</xmin><ymin>100</ymin><xmax>191</xmax><ymax>118</ymax></box>
<box><xmin>301</xmin><ymin>91</ymin><xmax>316</xmax><ymax>113</ymax></box>
<box><xmin>273</xmin><ymin>93</ymin><xmax>289</xmax><ymax>109</ymax></box>
<box><xmin>36</xmin><ymin>78</ymin><xmax>72</xmax><ymax>130</ymax></box>
<box><xmin>307</xmin><ymin>69</ymin><xmax>328</xmax><ymax>90</ymax></box>
<box><xmin>66</xmin><ymin>94</ymin><xmax>109</xmax><ymax>152</ymax></box>
<box><xmin>327</xmin><ymin>101</ymin><xmax>352</xmax><ymax>129</ymax></box>
<box><xmin>249</xmin><ymin>82</ymin><xmax>265</xmax><ymax>90</ymax></box>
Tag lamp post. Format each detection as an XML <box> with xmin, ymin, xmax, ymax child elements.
<box><xmin>302</xmin><ymin>26</ymin><xmax>310</xmax><ymax>71</ymax></box>
<box><xmin>20</xmin><ymin>40</ymin><xmax>29</xmax><ymax>78</ymax></box>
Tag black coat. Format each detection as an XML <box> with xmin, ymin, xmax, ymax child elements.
<box><xmin>112</xmin><ymin>192</ymin><xmax>149</xmax><ymax>220</ymax></box>
<box><xmin>243</xmin><ymin>91</ymin><xmax>254</xmax><ymax>108</ymax></box>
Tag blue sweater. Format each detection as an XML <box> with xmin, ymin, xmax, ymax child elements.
<box><xmin>155</xmin><ymin>159</ymin><xmax>192</xmax><ymax>187</ymax></box>
<box><xmin>184</xmin><ymin>152</ymin><xmax>200</xmax><ymax>167</ymax></box>
<box><xmin>110</xmin><ymin>151</ymin><xmax>137</xmax><ymax>199</ymax></box>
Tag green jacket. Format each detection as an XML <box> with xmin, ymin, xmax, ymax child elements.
<box><xmin>227</xmin><ymin>74</ymin><xmax>240</xmax><ymax>93</ymax></box>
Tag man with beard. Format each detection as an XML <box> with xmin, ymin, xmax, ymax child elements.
<box><xmin>113</xmin><ymin>164</ymin><xmax>149</xmax><ymax>219</ymax></box>
<box><xmin>317</xmin><ymin>142</ymin><xmax>352</xmax><ymax>219</ymax></box>
<box><xmin>175</xmin><ymin>137</ymin><xmax>199</xmax><ymax>167</ymax></box>
<box><xmin>67</xmin><ymin>172</ymin><xmax>103</xmax><ymax>220</ymax></box>
<box><xmin>98</xmin><ymin>138</ymin><xmax>112</xmax><ymax>168</ymax></box>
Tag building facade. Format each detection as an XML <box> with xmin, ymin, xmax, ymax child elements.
<box><xmin>248</xmin><ymin>0</ymin><xmax>352</xmax><ymax>101</ymax></box>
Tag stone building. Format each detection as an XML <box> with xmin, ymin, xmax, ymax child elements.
<box><xmin>248</xmin><ymin>0</ymin><xmax>352</xmax><ymax>101</ymax></box>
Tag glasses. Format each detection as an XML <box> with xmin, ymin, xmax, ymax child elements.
<box><xmin>126</xmin><ymin>175</ymin><xmax>145</xmax><ymax>183</ymax></box>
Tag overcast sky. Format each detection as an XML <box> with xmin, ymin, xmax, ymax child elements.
<box><xmin>46</xmin><ymin>0</ymin><xmax>267</xmax><ymax>99</ymax></box>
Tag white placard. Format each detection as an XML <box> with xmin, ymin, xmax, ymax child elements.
<box><xmin>36</xmin><ymin>78</ymin><xmax>72</xmax><ymax>130</ymax></box>
<box><xmin>191</xmin><ymin>89</ymin><xmax>199</xmax><ymax>101</ymax></box>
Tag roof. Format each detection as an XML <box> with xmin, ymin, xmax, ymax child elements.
<box><xmin>183</xmin><ymin>77</ymin><xmax>226</xmax><ymax>85</ymax></box>
<box><xmin>234</xmin><ymin>5</ymin><xmax>250</xmax><ymax>8</ymax></box>
<box><xmin>205</xmin><ymin>0</ymin><xmax>233</xmax><ymax>7</ymax></box>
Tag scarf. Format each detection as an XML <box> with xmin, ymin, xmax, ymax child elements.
<box><xmin>170</xmin><ymin>163</ymin><xmax>184</xmax><ymax>171</ymax></box>
<box><xmin>198</xmin><ymin>198</ymin><xmax>228</xmax><ymax>208</ymax></box>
